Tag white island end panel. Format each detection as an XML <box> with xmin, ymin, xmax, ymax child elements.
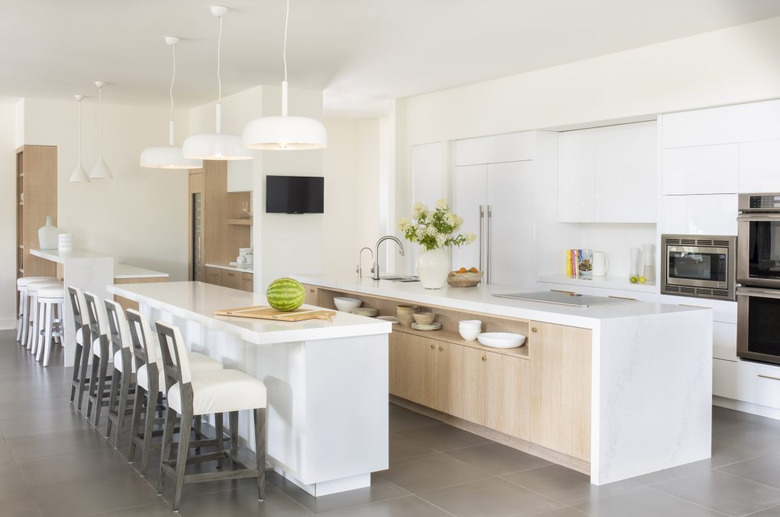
<box><xmin>592</xmin><ymin>308</ymin><xmax>713</xmax><ymax>485</ymax></box>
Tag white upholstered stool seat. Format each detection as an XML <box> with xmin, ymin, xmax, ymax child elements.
<box><xmin>167</xmin><ymin>369</ymin><xmax>267</xmax><ymax>415</ymax></box>
<box><xmin>35</xmin><ymin>285</ymin><xmax>64</xmax><ymax>366</ymax></box>
<box><xmin>24</xmin><ymin>280</ymin><xmax>62</xmax><ymax>351</ymax></box>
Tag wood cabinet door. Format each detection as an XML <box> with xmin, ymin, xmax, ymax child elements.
<box><xmin>303</xmin><ymin>284</ymin><xmax>319</xmax><ymax>305</ymax></box>
<box><xmin>445</xmin><ymin>345</ymin><xmax>484</xmax><ymax>423</ymax></box>
<box><xmin>528</xmin><ymin>321</ymin><xmax>592</xmax><ymax>462</ymax></box>
<box><xmin>205</xmin><ymin>266</ymin><xmax>222</xmax><ymax>286</ymax></box>
<box><xmin>241</xmin><ymin>272</ymin><xmax>254</xmax><ymax>292</ymax></box>
<box><xmin>484</xmin><ymin>351</ymin><xmax>531</xmax><ymax>440</ymax></box>
<box><xmin>389</xmin><ymin>333</ymin><xmax>427</xmax><ymax>405</ymax></box>
<box><xmin>223</xmin><ymin>270</ymin><xmax>242</xmax><ymax>290</ymax></box>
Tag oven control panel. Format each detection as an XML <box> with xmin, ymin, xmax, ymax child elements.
<box><xmin>740</xmin><ymin>193</ymin><xmax>780</xmax><ymax>211</ymax></box>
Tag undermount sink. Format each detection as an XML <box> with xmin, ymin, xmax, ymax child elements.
<box><xmin>379</xmin><ymin>276</ymin><xmax>420</xmax><ymax>282</ymax></box>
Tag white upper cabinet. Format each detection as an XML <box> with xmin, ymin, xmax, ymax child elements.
<box><xmin>558</xmin><ymin>121</ymin><xmax>657</xmax><ymax>223</ymax></box>
<box><xmin>453</xmin><ymin>131</ymin><xmax>535</xmax><ymax>166</ymax></box>
<box><xmin>662</xmin><ymin>99</ymin><xmax>780</xmax><ymax>149</ymax></box>
<box><xmin>660</xmin><ymin>194</ymin><xmax>738</xmax><ymax>236</ymax></box>
<box><xmin>662</xmin><ymin>144</ymin><xmax>738</xmax><ymax>195</ymax></box>
<box><xmin>739</xmin><ymin>139</ymin><xmax>780</xmax><ymax>193</ymax></box>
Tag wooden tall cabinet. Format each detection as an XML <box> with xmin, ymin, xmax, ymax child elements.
<box><xmin>16</xmin><ymin>145</ymin><xmax>58</xmax><ymax>279</ymax></box>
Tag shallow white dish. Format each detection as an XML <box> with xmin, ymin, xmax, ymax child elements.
<box><xmin>411</xmin><ymin>321</ymin><xmax>442</xmax><ymax>331</ymax></box>
<box><xmin>477</xmin><ymin>332</ymin><xmax>526</xmax><ymax>349</ymax></box>
<box><xmin>334</xmin><ymin>297</ymin><xmax>362</xmax><ymax>312</ymax></box>
<box><xmin>351</xmin><ymin>307</ymin><xmax>378</xmax><ymax>317</ymax></box>
<box><xmin>377</xmin><ymin>316</ymin><xmax>399</xmax><ymax>324</ymax></box>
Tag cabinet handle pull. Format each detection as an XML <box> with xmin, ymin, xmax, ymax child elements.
<box><xmin>758</xmin><ymin>374</ymin><xmax>780</xmax><ymax>382</ymax></box>
<box><xmin>481</xmin><ymin>355</ymin><xmax>486</xmax><ymax>362</ymax></box>
<box><xmin>438</xmin><ymin>346</ymin><xmax>444</xmax><ymax>351</ymax></box>
<box><xmin>531</xmin><ymin>327</ymin><xmax>538</xmax><ymax>333</ymax></box>
<box><xmin>430</xmin><ymin>344</ymin><xmax>435</xmax><ymax>350</ymax></box>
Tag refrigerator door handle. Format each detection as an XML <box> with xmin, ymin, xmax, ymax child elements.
<box><xmin>479</xmin><ymin>205</ymin><xmax>484</xmax><ymax>273</ymax></box>
<box><xmin>487</xmin><ymin>205</ymin><xmax>493</xmax><ymax>285</ymax></box>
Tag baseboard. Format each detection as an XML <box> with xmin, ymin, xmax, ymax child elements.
<box><xmin>0</xmin><ymin>318</ymin><xmax>16</xmax><ymax>330</ymax></box>
<box><xmin>713</xmin><ymin>395</ymin><xmax>780</xmax><ymax>421</ymax></box>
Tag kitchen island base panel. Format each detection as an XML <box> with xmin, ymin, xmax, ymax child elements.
<box><xmin>145</xmin><ymin>304</ymin><xmax>389</xmax><ymax>496</ymax></box>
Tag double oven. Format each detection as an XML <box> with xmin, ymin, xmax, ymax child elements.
<box><xmin>736</xmin><ymin>193</ymin><xmax>780</xmax><ymax>365</ymax></box>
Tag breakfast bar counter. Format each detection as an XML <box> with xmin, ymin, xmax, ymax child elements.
<box><xmin>107</xmin><ymin>281</ymin><xmax>391</xmax><ymax>497</ymax></box>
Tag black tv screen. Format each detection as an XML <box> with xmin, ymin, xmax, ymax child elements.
<box><xmin>265</xmin><ymin>175</ymin><xmax>324</xmax><ymax>214</ymax></box>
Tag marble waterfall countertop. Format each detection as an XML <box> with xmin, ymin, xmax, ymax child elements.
<box><xmin>292</xmin><ymin>274</ymin><xmax>708</xmax><ymax>329</ymax></box>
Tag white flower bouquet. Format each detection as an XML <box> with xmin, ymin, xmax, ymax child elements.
<box><xmin>397</xmin><ymin>199</ymin><xmax>477</xmax><ymax>251</ymax></box>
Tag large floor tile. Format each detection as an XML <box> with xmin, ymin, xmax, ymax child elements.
<box><xmin>0</xmin><ymin>499</ymin><xmax>44</xmax><ymax>517</ymax></box>
<box><xmin>21</xmin><ymin>447</ymin><xmax>136</xmax><ymax>487</ymax></box>
<box><xmin>420</xmin><ymin>477</ymin><xmax>564</xmax><ymax>516</ymax></box>
<box><xmin>651</xmin><ymin>469</ymin><xmax>780</xmax><ymax>516</ymax></box>
<box><xmin>574</xmin><ymin>486</ymin><xmax>726</xmax><ymax>517</ymax></box>
<box><xmin>376</xmin><ymin>452</ymin><xmax>492</xmax><ymax>494</ymax></box>
<box><xmin>503</xmin><ymin>465</ymin><xmax>640</xmax><ymax>506</ymax></box>
<box><xmin>395</xmin><ymin>423</ymin><xmax>490</xmax><ymax>451</ymax></box>
<box><xmin>389</xmin><ymin>433</ymin><xmax>436</xmax><ymax>461</ymax></box>
<box><xmin>0</xmin><ymin>464</ymin><xmax>36</xmax><ymax>503</ymax></box>
<box><xmin>93</xmin><ymin>502</ymin><xmax>176</xmax><ymax>517</ymax></box>
<box><xmin>170</xmin><ymin>484</ymin><xmax>313</xmax><ymax>516</ymax></box>
<box><xmin>745</xmin><ymin>504</ymin><xmax>780</xmax><ymax>516</ymax></box>
<box><xmin>8</xmin><ymin>426</ymin><xmax>112</xmax><ymax>464</ymax></box>
<box><xmin>717</xmin><ymin>453</ymin><xmax>780</xmax><ymax>489</ymax></box>
<box><xmin>444</xmin><ymin>442</ymin><xmax>551</xmax><ymax>475</ymax></box>
<box><xmin>388</xmin><ymin>404</ymin><xmax>441</xmax><ymax>433</ymax></box>
<box><xmin>319</xmin><ymin>495</ymin><xmax>451</xmax><ymax>517</ymax></box>
<box><xmin>536</xmin><ymin>508</ymin><xmax>587</xmax><ymax>517</ymax></box>
<box><xmin>0</xmin><ymin>407</ymin><xmax>90</xmax><ymax>439</ymax></box>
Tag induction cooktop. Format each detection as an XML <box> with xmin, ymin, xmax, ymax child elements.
<box><xmin>492</xmin><ymin>291</ymin><xmax>635</xmax><ymax>308</ymax></box>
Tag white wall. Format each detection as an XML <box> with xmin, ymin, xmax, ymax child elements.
<box><xmin>21</xmin><ymin>98</ymin><xmax>191</xmax><ymax>279</ymax></box>
<box><xmin>0</xmin><ymin>99</ymin><xmax>18</xmax><ymax>328</ymax></box>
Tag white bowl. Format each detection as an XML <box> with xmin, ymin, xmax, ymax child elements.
<box><xmin>459</xmin><ymin>328</ymin><xmax>480</xmax><ymax>341</ymax></box>
<box><xmin>334</xmin><ymin>297</ymin><xmax>362</xmax><ymax>312</ymax></box>
<box><xmin>459</xmin><ymin>319</ymin><xmax>482</xmax><ymax>327</ymax></box>
<box><xmin>477</xmin><ymin>332</ymin><xmax>526</xmax><ymax>349</ymax></box>
<box><xmin>351</xmin><ymin>307</ymin><xmax>378</xmax><ymax>317</ymax></box>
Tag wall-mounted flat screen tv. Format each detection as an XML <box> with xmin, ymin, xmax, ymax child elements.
<box><xmin>265</xmin><ymin>175</ymin><xmax>324</xmax><ymax>214</ymax></box>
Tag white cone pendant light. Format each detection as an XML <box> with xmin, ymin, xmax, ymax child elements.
<box><xmin>182</xmin><ymin>6</ymin><xmax>251</xmax><ymax>161</ymax></box>
<box><xmin>140</xmin><ymin>37</ymin><xmax>203</xmax><ymax>169</ymax></box>
<box><xmin>69</xmin><ymin>95</ymin><xmax>90</xmax><ymax>183</ymax></box>
<box><xmin>89</xmin><ymin>81</ymin><xmax>113</xmax><ymax>179</ymax></box>
<box><xmin>243</xmin><ymin>0</ymin><xmax>327</xmax><ymax>150</ymax></box>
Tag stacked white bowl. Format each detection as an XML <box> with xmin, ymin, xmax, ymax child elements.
<box><xmin>458</xmin><ymin>319</ymin><xmax>482</xmax><ymax>341</ymax></box>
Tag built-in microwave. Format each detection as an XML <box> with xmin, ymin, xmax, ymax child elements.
<box><xmin>660</xmin><ymin>234</ymin><xmax>736</xmax><ymax>301</ymax></box>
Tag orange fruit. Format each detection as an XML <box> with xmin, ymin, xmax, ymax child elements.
<box><xmin>458</xmin><ymin>267</ymin><xmax>467</xmax><ymax>273</ymax></box>
<box><xmin>469</xmin><ymin>267</ymin><xmax>478</xmax><ymax>273</ymax></box>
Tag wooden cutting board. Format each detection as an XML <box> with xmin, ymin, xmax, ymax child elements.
<box><xmin>215</xmin><ymin>305</ymin><xmax>336</xmax><ymax>322</ymax></box>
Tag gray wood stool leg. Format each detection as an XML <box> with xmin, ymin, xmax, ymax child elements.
<box><xmin>229</xmin><ymin>411</ymin><xmax>239</xmax><ymax>456</ymax></box>
<box><xmin>255</xmin><ymin>407</ymin><xmax>266</xmax><ymax>501</ymax></box>
<box><xmin>172</xmin><ymin>405</ymin><xmax>194</xmax><ymax>512</ymax></box>
<box><xmin>106</xmin><ymin>366</ymin><xmax>121</xmax><ymax>439</ymax></box>
<box><xmin>215</xmin><ymin>413</ymin><xmax>224</xmax><ymax>470</ymax></box>
<box><xmin>157</xmin><ymin>405</ymin><xmax>177</xmax><ymax>496</ymax></box>
<box><xmin>127</xmin><ymin>384</ymin><xmax>144</xmax><ymax>463</ymax></box>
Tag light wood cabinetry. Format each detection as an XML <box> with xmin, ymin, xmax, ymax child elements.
<box><xmin>308</xmin><ymin>284</ymin><xmax>592</xmax><ymax>471</ymax></box>
<box><xmin>16</xmin><ymin>145</ymin><xmax>58</xmax><ymax>279</ymax></box>
<box><xmin>203</xmin><ymin>266</ymin><xmax>253</xmax><ymax>292</ymax></box>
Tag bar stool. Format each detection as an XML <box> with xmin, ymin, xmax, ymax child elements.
<box><xmin>104</xmin><ymin>300</ymin><xmax>136</xmax><ymax>449</ymax></box>
<box><xmin>126</xmin><ymin>309</ymin><xmax>223</xmax><ymax>476</ymax></box>
<box><xmin>25</xmin><ymin>280</ymin><xmax>63</xmax><ymax>352</ymax></box>
<box><xmin>35</xmin><ymin>285</ymin><xmax>64</xmax><ymax>366</ymax></box>
<box><xmin>84</xmin><ymin>292</ymin><xmax>113</xmax><ymax>427</ymax></box>
<box><xmin>68</xmin><ymin>286</ymin><xmax>92</xmax><ymax>409</ymax></box>
<box><xmin>16</xmin><ymin>276</ymin><xmax>55</xmax><ymax>344</ymax></box>
<box><xmin>155</xmin><ymin>321</ymin><xmax>266</xmax><ymax>511</ymax></box>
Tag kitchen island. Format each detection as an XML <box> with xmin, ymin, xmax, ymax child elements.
<box><xmin>107</xmin><ymin>281</ymin><xmax>391</xmax><ymax>497</ymax></box>
<box><xmin>295</xmin><ymin>274</ymin><xmax>713</xmax><ymax>486</ymax></box>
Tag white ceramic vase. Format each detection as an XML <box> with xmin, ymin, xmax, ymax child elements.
<box><xmin>417</xmin><ymin>247</ymin><xmax>451</xmax><ymax>289</ymax></box>
<box><xmin>38</xmin><ymin>216</ymin><xmax>58</xmax><ymax>250</ymax></box>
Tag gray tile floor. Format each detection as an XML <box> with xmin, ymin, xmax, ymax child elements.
<box><xmin>4</xmin><ymin>329</ymin><xmax>780</xmax><ymax>516</ymax></box>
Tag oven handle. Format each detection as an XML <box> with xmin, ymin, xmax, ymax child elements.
<box><xmin>737</xmin><ymin>214</ymin><xmax>780</xmax><ymax>222</ymax></box>
<box><xmin>737</xmin><ymin>286</ymin><xmax>780</xmax><ymax>300</ymax></box>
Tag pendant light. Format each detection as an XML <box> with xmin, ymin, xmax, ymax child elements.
<box><xmin>242</xmin><ymin>0</ymin><xmax>327</xmax><ymax>150</ymax></box>
<box><xmin>69</xmin><ymin>95</ymin><xmax>90</xmax><ymax>183</ymax></box>
<box><xmin>140</xmin><ymin>37</ymin><xmax>203</xmax><ymax>169</ymax></box>
<box><xmin>89</xmin><ymin>81</ymin><xmax>113</xmax><ymax>179</ymax></box>
<box><xmin>182</xmin><ymin>6</ymin><xmax>252</xmax><ymax>161</ymax></box>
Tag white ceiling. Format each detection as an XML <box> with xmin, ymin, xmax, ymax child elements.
<box><xmin>3</xmin><ymin>0</ymin><xmax>780</xmax><ymax>116</ymax></box>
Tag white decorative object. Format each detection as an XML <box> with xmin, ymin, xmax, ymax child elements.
<box><xmin>630</xmin><ymin>247</ymin><xmax>641</xmax><ymax>278</ymax></box>
<box><xmin>182</xmin><ymin>6</ymin><xmax>251</xmax><ymax>161</ymax></box>
<box><xmin>89</xmin><ymin>81</ymin><xmax>113</xmax><ymax>179</ymax></box>
<box><xmin>38</xmin><ymin>216</ymin><xmax>58</xmax><ymax>250</ymax></box>
<box><xmin>58</xmin><ymin>234</ymin><xmax>74</xmax><ymax>251</ymax></box>
<box><xmin>642</xmin><ymin>243</ymin><xmax>656</xmax><ymax>282</ymax></box>
<box><xmin>592</xmin><ymin>251</ymin><xmax>609</xmax><ymax>277</ymax></box>
<box><xmin>242</xmin><ymin>0</ymin><xmax>327</xmax><ymax>150</ymax></box>
<box><xmin>417</xmin><ymin>247</ymin><xmax>451</xmax><ymax>289</ymax></box>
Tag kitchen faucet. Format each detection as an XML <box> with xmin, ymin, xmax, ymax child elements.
<box><xmin>356</xmin><ymin>247</ymin><xmax>373</xmax><ymax>278</ymax></box>
<box><xmin>371</xmin><ymin>236</ymin><xmax>404</xmax><ymax>280</ymax></box>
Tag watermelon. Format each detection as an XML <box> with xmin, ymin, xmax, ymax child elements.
<box><xmin>266</xmin><ymin>278</ymin><xmax>305</xmax><ymax>312</ymax></box>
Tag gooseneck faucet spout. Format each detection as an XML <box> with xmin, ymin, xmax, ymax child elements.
<box><xmin>371</xmin><ymin>235</ymin><xmax>404</xmax><ymax>280</ymax></box>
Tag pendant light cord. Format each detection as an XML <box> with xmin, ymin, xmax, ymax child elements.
<box><xmin>283</xmin><ymin>0</ymin><xmax>289</xmax><ymax>83</ymax></box>
<box><xmin>98</xmin><ymin>85</ymin><xmax>103</xmax><ymax>159</ymax></box>
<box><xmin>169</xmin><ymin>43</ymin><xmax>176</xmax><ymax>121</ymax></box>
<box><xmin>76</xmin><ymin>97</ymin><xmax>82</xmax><ymax>161</ymax></box>
<box><xmin>217</xmin><ymin>13</ymin><xmax>223</xmax><ymax>103</ymax></box>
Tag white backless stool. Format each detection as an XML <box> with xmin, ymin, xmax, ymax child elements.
<box><xmin>156</xmin><ymin>322</ymin><xmax>266</xmax><ymax>511</ymax></box>
<box><xmin>68</xmin><ymin>286</ymin><xmax>92</xmax><ymax>409</ymax></box>
<box><xmin>84</xmin><ymin>292</ymin><xmax>113</xmax><ymax>426</ymax></box>
<box><xmin>104</xmin><ymin>300</ymin><xmax>137</xmax><ymax>449</ymax></box>
<box><xmin>126</xmin><ymin>309</ymin><xmax>223</xmax><ymax>476</ymax></box>
<box><xmin>25</xmin><ymin>280</ymin><xmax>63</xmax><ymax>352</ymax></box>
<box><xmin>16</xmin><ymin>276</ymin><xmax>55</xmax><ymax>344</ymax></box>
<box><xmin>35</xmin><ymin>285</ymin><xmax>65</xmax><ymax>366</ymax></box>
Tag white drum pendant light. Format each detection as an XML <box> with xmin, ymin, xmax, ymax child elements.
<box><xmin>242</xmin><ymin>0</ymin><xmax>327</xmax><ymax>150</ymax></box>
<box><xmin>69</xmin><ymin>94</ymin><xmax>90</xmax><ymax>183</ymax></box>
<box><xmin>182</xmin><ymin>6</ymin><xmax>251</xmax><ymax>161</ymax></box>
<box><xmin>140</xmin><ymin>37</ymin><xmax>203</xmax><ymax>169</ymax></box>
<box><xmin>89</xmin><ymin>81</ymin><xmax>113</xmax><ymax>179</ymax></box>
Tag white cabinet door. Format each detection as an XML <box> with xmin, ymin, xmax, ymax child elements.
<box><xmin>594</xmin><ymin>122</ymin><xmax>657</xmax><ymax>222</ymax></box>
<box><xmin>558</xmin><ymin>129</ymin><xmax>596</xmax><ymax>222</ymax></box>
<box><xmin>713</xmin><ymin>322</ymin><xmax>737</xmax><ymax>362</ymax></box>
<box><xmin>453</xmin><ymin>132</ymin><xmax>535</xmax><ymax>166</ymax></box>
<box><xmin>660</xmin><ymin>194</ymin><xmax>738</xmax><ymax>236</ymax></box>
<box><xmin>662</xmin><ymin>145</ymin><xmax>738</xmax><ymax>195</ymax></box>
<box><xmin>487</xmin><ymin>161</ymin><xmax>535</xmax><ymax>288</ymax></box>
<box><xmin>453</xmin><ymin>165</ymin><xmax>487</xmax><ymax>272</ymax></box>
<box><xmin>739</xmin><ymin>140</ymin><xmax>780</xmax><ymax>193</ymax></box>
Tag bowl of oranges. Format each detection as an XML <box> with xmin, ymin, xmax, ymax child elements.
<box><xmin>447</xmin><ymin>267</ymin><xmax>483</xmax><ymax>287</ymax></box>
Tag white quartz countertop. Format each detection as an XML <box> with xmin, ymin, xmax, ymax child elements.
<box><xmin>108</xmin><ymin>281</ymin><xmax>391</xmax><ymax>345</ymax></box>
<box><xmin>294</xmin><ymin>274</ymin><xmax>709</xmax><ymax>329</ymax></box>
<box><xmin>31</xmin><ymin>248</ymin><xmax>108</xmax><ymax>264</ymax></box>
<box><xmin>538</xmin><ymin>274</ymin><xmax>658</xmax><ymax>293</ymax></box>
<box><xmin>114</xmin><ymin>264</ymin><xmax>169</xmax><ymax>279</ymax></box>
<box><xmin>205</xmin><ymin>263</ymin><xmax>254</xmax><ymax>274</ymax></box>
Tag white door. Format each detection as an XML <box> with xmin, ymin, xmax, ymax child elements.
<box><xmin>453</xmin><ymin>165</ymin><xmax>487</xmax><ymax>273</ymax></box>
<box><xmin>487</xmin><ymin>161</ymin><xmax>535</xmax><ymax>287</ymax></box>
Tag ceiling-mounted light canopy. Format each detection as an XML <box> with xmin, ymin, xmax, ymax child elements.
<box><xmin>89</xmin><ymin>81</ymin><xmax>113</xmax><ymax>179</ymax></box>
<box><xmin>242</xmin><ymin>0</ymin><xmax>327</xmax><ymax>150</ymax></box>
<box><xmin>141</xmin><ymin>37</ymin><xmax>203</xmax><ymax>169</ymax></box>
<box><xmin>69</xmin><ymin>94</ymin><xmax>90</xmax><ymax>183</ymax></box>
<box><xmin>182</xmin><ymin>5</ymin><xmax>251</xmax><ymax>161</ymax></box>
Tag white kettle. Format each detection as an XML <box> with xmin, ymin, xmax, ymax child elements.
<box><xmin>592</xmin><ymin>251</ymin><xmax>608</xmax><ymax>277</ymax></box>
